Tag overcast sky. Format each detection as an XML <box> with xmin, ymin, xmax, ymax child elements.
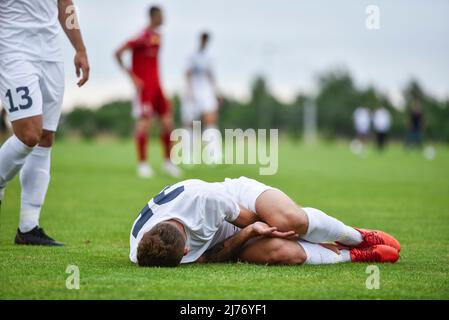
<box><xmin>60</xmin><ymin>0</ymin><xmax>449</xmax><ymax>110</ymax></box>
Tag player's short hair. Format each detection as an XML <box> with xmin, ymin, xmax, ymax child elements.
<box><xmin>137</xmin><ymin>223</ymin><xmax>185</xmax><ymax>267</ymax></box>
<box><xmin>201</xmin><ymin>32</ymin><xmax>210</xmax><ymax>42</ymax></box>
<box><xmin>149</xmin><ymin>5</ymin><xmax>161</xmax><ymax>17</ymax></box>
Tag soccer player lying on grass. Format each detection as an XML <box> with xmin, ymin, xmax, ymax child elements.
<box><xmin>130</xmin><ymin>177</ymin><xmax>401</xmax><ymax>267</ymax></box>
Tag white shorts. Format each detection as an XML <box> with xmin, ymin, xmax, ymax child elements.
<box><xmin>181</xmin><ymin>88</ymin><xmax>218</xmax><ymax>124</ymax></box>
<box><xmin>208</xmin><ymin>177</ymin><xmax>273</xmax><ymax>248</ymax></box>
<box><xmin>221</xmin><ymin>176</ymin><xmax>274</xmax><ymax>215</ymax></box>
<box><xmin>0</xmin><ymin>59</ymin><xmax>65</xmax><ymax>132</ymax></box>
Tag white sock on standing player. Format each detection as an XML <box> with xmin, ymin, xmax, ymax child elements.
<box><xmin>299</xmin><ymin>241</ymin><xmax>351</xmax><ymax>265</ymax></box>
<box><xmin>302</xmin><ymin>207</ymin><xmax>363</xmax><ymax>246</ymax></box>
<box><xmin>0</xmin><ymin>135</ymin><xmax>33</xmax><ymax>192</ymax></box>
<box><xmin>19</xmin><ymin>146</ymin><xmax>51</xmax><ymax>233</ymax></box>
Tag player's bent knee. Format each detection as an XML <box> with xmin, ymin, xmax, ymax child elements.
<box><xmin>39</xmin><ymin>131</ymin><xmax>55</xmax><ymax>147</ymax></box>
<box><xmin>18</xmin><ymin>128</ymin><xmax>42</xmax><ymax>147</ymax></box>
<box><xmin>269</xmin><ymin>242</ymin><xmax>307</xmax><ymax>265</ymax></box>
<box><xmin>273</xmin><ymin>210</ymin><xmax>308</xmax><ymax>234</ymax></box>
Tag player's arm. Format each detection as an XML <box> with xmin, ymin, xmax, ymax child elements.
<box><xmin>114</xmin><ymin>42</ymin><xmax>143</xmax><ymax>89</ymax></box>
<box><xmin>231</xmin><ymin>205</ymin><xmax>260</xmax><ymax>228</ymax></box>
<box><xmin>196</xmin><ymin>222</ymin><xmax>297</xmax><ymax>263</ymax></box>
<box><xmin>57</xmin><ymin>0</ymin><xmax>90</xmax><ymax>87</ymax></box>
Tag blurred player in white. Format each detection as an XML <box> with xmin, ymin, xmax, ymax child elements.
<box><xmin>373</xmin><ymin>107</ymin><xmax>392</xmax><ymax>151</ymax></box>
<box><xmin>0</xmin><ymin>0</ymin><xmax>90</xmax><ymax>246</ymax></box>
<box><xmin>182</xmin><ymin>32</ymin><xmax>222</xmax><ymax>165</ymax></box>
<box><xmin>130</xmin><ymin>177</ymin><xmax>400</xmax><ymax>267</ymax></box>
<box><xmin>351</xmin><ymin>106</ymin><xmax>371</xmax><ymax>155</ymax></box>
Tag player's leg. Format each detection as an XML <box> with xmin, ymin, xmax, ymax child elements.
<box><xmin>132</xmin><ymin>92</ymin><xmax>153</xmax><ymax>178</ymax></box>
<box><xmin>202</xmin><ymin>110</ymin><xmax>222</xmax><ymax>165</ymax></box>
<box><xmin>0</xmin><ymin>60</ymin><xmax>43</xmax><ymax>205</ymax></box>
<box><xmin>255</xmin><ymin>189</ymin><xmax>363</xmax><ymax>246</ymax></box>
<box><xmin>180</xmin><ymin>98</ymin><xmax>195</xmax><ymax>165</ymax></box>
<box><xmin>135</xmin><ymin>116</ymin><xmax>153</xmax><ymax>178</ymax></box>
<box><xmin>255</xmin><ymin>189</ymin><xmax>400</xmax><ymax>250</ymax></box>
<box><xmin>239</xmin><ymin>237</ymin><xmax>307</xmax><ymax>265</ymax></box>
<box><xmin>239</xmin><ymin>238</ymin><xmax>399</xmax><ymax>265</ymax></box>
<box><xmin>156</xmin><ymin>92</ymin><xmax>181</xmax><ymax>178</ymax></box>
<box><xmin>15</xmin><ymin>61</ymin><xmax>64</xmax><ymax>245</ymax></box>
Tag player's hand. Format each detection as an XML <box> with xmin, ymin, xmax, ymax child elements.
<box><xmin>250</xmin><ymin>222</ymin><xmax>298</xmax><ymax>239</ymax></box>
<box><xmin>75</xmin><ymin>50</ymin><xmax>90</xmax><ymax>87</ymax></box>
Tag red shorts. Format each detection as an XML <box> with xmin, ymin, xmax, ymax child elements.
<box><xmin>132</xmin><ymin>87</ymin><xmax>171</xmax><ymax>119</ymax></box>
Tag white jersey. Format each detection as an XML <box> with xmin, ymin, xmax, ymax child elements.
<box><xmin>373</xmin><ymin>108</ymin><xmax>392</xmax><ymax>133</ymax></box>
<box><xmin>187</xmin><ymin>50</ymin><xmax>214</xmax><ymax>92</ymax></box>
<box><xmin>0</xmin><ymin>0</ymin><xmax>63</xmax><ymax>62</ymax></box>
<box><xmin>129</xmin><ymin>179</ymin><xmax>241</xmax><ymax>264</ymax></box>
<box><xmin>182</xmin><ymin>50</ymin><xmax>218</xmax><ymax>122</ymax></box>
<box><xmin>353</xmin><ymin>107</ymin><xmax>371</xmax><ymax>135</ymax></box>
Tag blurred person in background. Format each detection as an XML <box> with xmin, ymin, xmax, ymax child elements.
<box><xmin>373</xmin><ymin>107</ymin><xmax>392</xmax><ymax>151</ymax></box>
<box><xmin>182</xmin><ymin>32</ymin><xmax>222</xmax><ymax>165</ymax></box>
<box><xmin>405</xmin><ymin>98</ymin><xmax>425</xmax><ymax>149</ymax></box>
<box><xmin>115</xmin><ymin>6</ymin><xmax>181</xmax><ymax>178</ymax></box>
<box><xmin>350</xmin><ymin>106</ymin><xmax>371</xmax><ymax>155</ymax></box>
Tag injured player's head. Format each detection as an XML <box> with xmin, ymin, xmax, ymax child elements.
<box><xmin>137</xmin><ymin>220</ymin><xmax>188</xmax><ymax>267</ymax></box>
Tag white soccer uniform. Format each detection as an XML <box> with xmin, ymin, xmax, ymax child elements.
<box><xmin>0</xmin><ymin>0</ymin><xmax>65</xmax><ymax>131</ymax></box>
<box><xmin>373</xmin><ymin>108</ymin><xmax>392</xmax><ymax>133</ymax></box>
<box><xmin>353</xmin><ymin>107</ymin><xmax>371</xmax><ymax>136</ymax></box>
<box><xmin>129</xmin><ymin>177</ymin><xmax>273</xmax><ymax>264</ymax></box>
<box><xmin>182</xmin><ymin>50</ymin><xmax>218</xmax><ymax>124</ymax></box>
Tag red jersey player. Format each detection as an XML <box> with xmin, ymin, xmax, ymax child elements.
<box><xmin>115</xmin><ymin>6</ymin><xmax>181</xmax><ymax>178</ymax></box>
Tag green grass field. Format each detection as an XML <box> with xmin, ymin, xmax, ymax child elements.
<box><xmin>0</xmin><ymin>139</ymin><xmax>448</xmax><ymax>300</ymax></box>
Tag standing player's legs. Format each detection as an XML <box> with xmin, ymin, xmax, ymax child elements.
<box><xmin>0</xmin><ymin>60</ymin><xmax>42</xmax><ymax>206</ymax></box>
<box><xmin>202</xmin><ymin>111</ymin><xmax>221</xmax><ymax>165</ymax></box>
<box><xmin>0</xmin><ymin>60</ymin><xmax>63</xmax><ymax>245</ymax></box>
<box><xmin>199</xmin><ymin>89</ymin><xmax>221</xmax><ymax>165</ymax></box>
<box><xmin>154</xmin><ymin>90</ymin><xmax>181</xmax><ymax>178</ymax></box>
<box><xmin>18</xmin><ymin>62</ymin><xmax>64</xmax><ymax>236</ymax></box>
<box><xmin>132</xmin><ymin>93</ymin><xmax>153</xmax><ymax>178</ymax></box>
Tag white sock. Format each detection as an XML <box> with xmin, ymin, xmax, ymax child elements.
<box><xmin>299</xmin><ymin>240</ymin><xmax>351</xmax><ymax>265</ymax></box>
<box><xmin>0</xmin><ymin>135</ymin><xmax>33</xmax><ymax>190</ymax></box>
<box><xmin>19</xmin><ymin>146</ymin><xmax>52</xmax><ymax>233</ymax></box>
<box><xmin>302</xmin><ymin>207</ymin><xmax>363</xmax><ymax>246</ymax></box>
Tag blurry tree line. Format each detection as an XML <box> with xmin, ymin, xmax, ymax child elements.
<box><xmin>60</xmin><ymin>69</ymin><xmax>449</xmax><ymax>142</ymax></box>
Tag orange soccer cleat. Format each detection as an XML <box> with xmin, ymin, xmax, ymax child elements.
<box><xmin>355</xmin><ymin>228</ymin><xmax>401</xmax><ymax>252</ymax></box>
<box><xmin>350</xmin><ymin>245</ymin><xmax>400</xmax><ymax>263</ymax></box>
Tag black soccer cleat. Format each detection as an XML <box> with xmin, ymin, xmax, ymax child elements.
<box><xmin>15</xmin><ymin>227</ymin><xmax>64</xmax><ymax>246</ymax></box>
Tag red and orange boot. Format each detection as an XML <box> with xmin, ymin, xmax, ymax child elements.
<box><xmin>355</xmin><ymin>228</ymin><xmax>401</xmax><ymax>252</ymax></box>
<box><xmin>350</xmin><ymin>245</ymin><xmax>400</xmax><ymax>263</ymax></box>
